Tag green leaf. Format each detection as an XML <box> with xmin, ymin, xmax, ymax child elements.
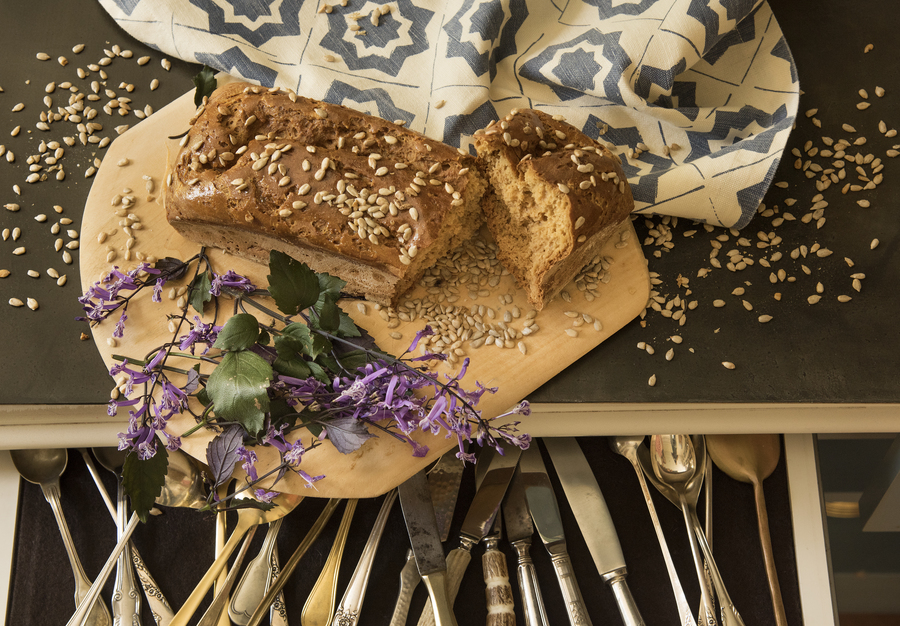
<box><xmin>189</xmin><ymin>270</ymin><xmax>212</xmax><ymax>313</ymax></box>
<box><xmin>272</xmin><ymin>355</ymin><xmax>312</xmax><ymax>379</ymax></box>
<box><xmin>318</xmin><ymin>349</ymin><xmax>370</xmax><ymax>374</ymax></box>
<box><xmin>258</xmin><ymin>329</ymin><xmax>271</xmax><ymax>346</ymax></box>
<box><xmin>267</xmin><ymin>250</ymin><xmax>320</xmax><ymax>316</ymax></box>
<box><xmin>123</xmin><ymin>446</ymin><xmax>169</xmax><ymax>523</ymax></box>
<box><xmin>206</xmin><ymin>351</ymin><xmax>273</xmax><ymax>435</ymax></box>
<box><xmin>314</xmin><ymin>292</ymin><xmax>341</xmax><ymax>331</ymax></box>
<box><xmin>307</xmin><ymin>360</ymin><xmax>331</xmax><ymax>384</ymax></box>
<box><xmin>192</xmin><ymin>66</ymin><xmax>217</xmax><ymax>107</ymax></box>
<box><xmin>213</xmin><ymin>313</ymin><xmax>260</xmax><ymax>351</ymax></box>
<box><xmin>274</xmin><ymin>322</ymin><xmax>312</xmax><ymax>358</ymax></box>
<box><xmin>316</xmin><ymin>273</ymin><xmax>346</xmax><ymax>306</ymax></box>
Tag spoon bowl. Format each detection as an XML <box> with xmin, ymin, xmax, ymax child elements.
<box><xmin>707</xmin><ymin>434</ymin><xmax>786</xmax><ymax>626</ymax></box>
<box><xmin>157</xmin><ymin>448</ymin><xmax>209</xmax><ymax>509</ymax></box>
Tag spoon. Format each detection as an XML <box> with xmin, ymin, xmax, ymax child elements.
<box><xmin>610</xmin><ymin>436</ymin><xmax>696</xmax><ymax>626</ymax></box>
<box><xmin>648</xmin><ymin>435</ymin><xmax>746</xmax><ymax>626</ymax></box>
<box><xmin>228</xmin><ymin>518</ymin><xmax>286</xmax><ymax>624</ymax></box>
<box><xmin>706</xmin><ymin>435</ymin><xmax>787</xmax><ymax>626</ymax></box>
<box><xmin>92</xmin><ymin>447</ymin><xmax>142</xmax><ymax>626</ymax></box>
<box><xmin>10</xmin><ymin>449</ymin><xmax>112</xmax><ymax>626</ymax></box>
<box><xmin>302</xmin><ymin>498</ymin><xmax>359</xmax><ymax>626</ymax></box>
<box><xmin>168</xmin><ymin>490</ymin><xmax>303</xmax><ymax>626</ymax></box>
<box><xmin>648</xmin><ymin>435</ymin><xmax>718</xmax><ymax>626</ymax></box>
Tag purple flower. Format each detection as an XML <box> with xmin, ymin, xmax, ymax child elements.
<box><xmin>152</xmin><ymin>278</ymin><xmax>165</xmax><ymax>303</ymax></box>
<box><xmin>210</xmin><ymin>270</ymin><xmax>256</xmax><ymax>297</ymax></box>
<box><xmin>253</xmin><ymin>488</ymin><xmax>279</xmax><ymax>503</ymax></box>
<box><xmin>113</xmin><ymin>312</ymin><xmax>128</xmax><ymax>338</ymax></box>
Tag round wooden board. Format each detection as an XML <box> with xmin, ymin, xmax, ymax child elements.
<box><xmin>79</xmin><ymin>77</ymin><xmax>651</xmax><ymax>498</ymax></box>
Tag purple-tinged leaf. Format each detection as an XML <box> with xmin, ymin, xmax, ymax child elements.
<box><xmin>323</xmin><ymin>417</ymin><xmax>376</xmax><ymax>454</ymax></box>
<box><xmin>206</xmin><ymin>425</ymin><xmax>244</xmax><ymax>489</ymax></box>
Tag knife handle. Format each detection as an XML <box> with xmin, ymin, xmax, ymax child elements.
<box><xmin>389</xmin><ymin>550</ymin><xmax>421</xmax><ymax>626</ymax></box>
<box><xmin>416</xmin><ymin>547</ymin><xmax>471</xmax><ymax>626</ymax></box>
<box><xmin>549</xmin><ymin>552</ymin><xmax>593</xmax><ymax>626</ymax></box>
<box><xmin>483</xmin><ymin>536</ymin><xmax>515</xmax><ymax>626</ymax></box>
<box><xmin>512</xmin><ymin>539</ymin><xmax>548</xmax><ymax>626</ymax></box>
<box><xmin>603</xmin><ymin>570</ymin><xmax>646</xmax><ymax>626</ymax></box>
<box><xmin>422</xmin><ymin>570</ymin><xmax>459</xmax><ymax>626</ymax></box>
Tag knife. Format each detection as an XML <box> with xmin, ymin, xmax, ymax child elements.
<box><xmin>394</xmin><ymin>451</ymin><xmax>465</xmax><ymax>626</ymax></box>
<box><xmin>475</xmin><ymin>446</ymin><xmax>517</xmax><ymax>626</ymax></box>
<box><xmin>544</xmin><ymin>437</ymin><xmax>647</xmax><ymax>626</ymax></box>
<box><xmin>503</xmin><ymin>467</ymin><xmax>549</xmax><ymax>626</ymax></box>
<box><xmin>417</xmin><ymin>444</ymin><xmax>520</xmax><ymax>626</ymax></box>
<box><xmin>399</xmin><ymin>469</ymin><xmax>459</xmax><ymax>626</ymax></box>
<box><xmin>519</xmin><ymin>442</ymin><xmax>593</xmax><ymax>626</ymax></box>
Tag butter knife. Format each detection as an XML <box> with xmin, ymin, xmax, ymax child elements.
<box><xmin>519</xmin><ymin>442</ymin><xmax>593</xmax><ymax>626</ymax></box>
<box><xmin>544</xmin><ymin>437</ymin><xmax>646</xmax><ymax>626</ymax></box>
<box><xmin>399</xmin><ymin>470</ymin><xmax>458</xmax><ymax>626</ymax></box>
<box><xmin>395</xmin><ymin>451</ymin><xmax>464</xmax><ymax>626</ymax></box>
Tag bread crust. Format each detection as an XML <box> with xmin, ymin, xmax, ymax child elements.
<box><xmin>165</xmin><ymin>82</ymin><xmax>486</xmax><ymax>305</ymax></box>
<box><xmin>474</xmin><ymin>108</ymin><xmax>634</xmax><ymax>308</ymax></box>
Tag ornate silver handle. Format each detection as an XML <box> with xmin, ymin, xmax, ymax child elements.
<box><xmin>690</xmin><ymin>506</ymin><xmax>746</xmax><ymax>626</ymax></box>
<box><xmin>332</xmin><ymin>490</ymin><xmax>398</xmax><ymax>625</ymax></box>
<box><xmin>388</xmin><ymin>550</ymin><xmax>420</xmax><ymax>626</ymax></box>
<box><xmin>549</xmin><ymin>551</ymin><xmax>593</xmax><ymax>626</ymax></box>
<box><xmin>112</xmin><ymin>481</ymin><xmax>142</xmax><ymax>626</ymax></box>
<box><xmin>130</xmin><ymin>546</ymin><xmax>174</xmax><ymax>626</ymax></box>
<box><xmin>512</xmin><ymin>539</ymin><xmax>548</xmax><ymax>626</ymax></box>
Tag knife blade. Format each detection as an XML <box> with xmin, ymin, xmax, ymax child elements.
<box><xmin>475</xmin><ymin>446</ymin><xmax>517</xmax><ymax>626</ymax></box>
<box><xmin>417</xmin><ymin>443</ymin><xmax>521</xmax><ymax>626</ymax></box>
<box><xmin>398</xmin><ymin>470</ymin><xmax>459</xmax><ymax>626</ymax></box>
<box><xmin>544</xmin><ymin>437</ymin><xmax>646</xmax><ymax>626</ymax></box>
<box><xmin>503</xmin><ymin>467</ymin><xmax>549</xmax><ymax>626</ymax></box>
<box><xmin>429</xmin><ymin>451</ymin><xmax>466</xmax><ymax>543</ymax></box>
<box><xmin>519</xmin><ymin>442</ymin><xmax>593</xmax><ymax>626</ymax></box>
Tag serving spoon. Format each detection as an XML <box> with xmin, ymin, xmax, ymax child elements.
<box><xmin>10</xmin><ymin>448</ymin><xmax>112</xmax><ymax>626</ymax></box>
<box><xmin>706</xmin><ymin>435</ymin><xmax>787</xmax><ymax>626</ymax></box>
<box><xmin>647</xmin><ymin>435</ymin><xmax>745</xmax><ymax>626</ymax></box>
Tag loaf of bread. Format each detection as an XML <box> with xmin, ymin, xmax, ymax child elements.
<box><xmin>474</xmin><ymin>109</ymin><xmax>634</xmax><ymax>309</ymax></box>
<box><xmin>165</xmin><ymin>82</ymin><xmax>487</xmax><ymax>306</ymax></box>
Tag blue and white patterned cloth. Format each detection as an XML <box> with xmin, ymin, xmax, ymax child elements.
<box><xmin>100</xmin><ymin>0</ymin><xmax>798</xmax><ymax>229</ymax></box>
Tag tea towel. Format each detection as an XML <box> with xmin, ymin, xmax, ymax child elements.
<box><xmin>99</xmin><ymin>0</ymin><xmax>799</xmax><ymax>229</ymax></box>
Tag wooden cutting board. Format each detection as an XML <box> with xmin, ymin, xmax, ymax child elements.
<box><xmin>79</xmin><ymin>76</ymin><xmax>650</xmax><ymax>498</ymax></box>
